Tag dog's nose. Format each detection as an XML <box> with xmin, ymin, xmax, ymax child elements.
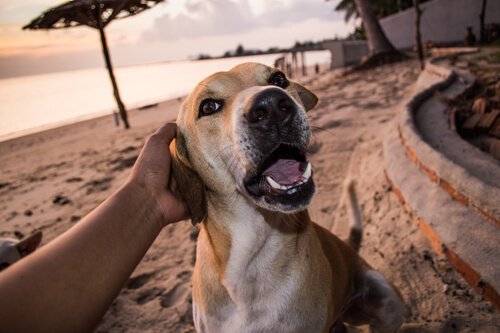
<box><xmin>245</xmin><ymin>88</ymin><xmax>296</xmax><ymax>125</ymax></box>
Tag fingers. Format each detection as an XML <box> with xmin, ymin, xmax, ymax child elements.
<box><xmin>131</xmin><ymin>122</ymin><xmax>177</xmax><ymax>176</ymax></box>
<box><xmin>151</xmin><ymin>122</ymin><xmax>177</xmax><ymax>143</ymax></box>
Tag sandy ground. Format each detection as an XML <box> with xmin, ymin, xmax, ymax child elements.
<box><xmin>0</xmin><ymin>60</ymin><xmax>498</xmax><ymax>332</ymax></box>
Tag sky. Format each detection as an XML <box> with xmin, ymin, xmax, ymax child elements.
<box><xmin>0</xmin><ymin>0</ymin><xmax>354</xmax><ymax>78</ymax></box>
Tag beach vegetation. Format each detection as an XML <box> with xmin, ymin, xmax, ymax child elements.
<box><xmin>331</xmin><ymin>0</ymin><xmax>431</xmax><ymax>21</ymax></box>
<box><xmin>236</xmin><ymin>44</ymin><xmax>245</xmax><ymax>56</ymax></box>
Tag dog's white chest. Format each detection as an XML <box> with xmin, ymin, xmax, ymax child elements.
<box><xmin>224</xmin><ymin>213</ymin><xmax>284</xmax><ymax>298</ymax></box>
<box><xmin>193</xmin><ymin>209</ymin><xmax>328</xmax><ymax>333</ymax></box>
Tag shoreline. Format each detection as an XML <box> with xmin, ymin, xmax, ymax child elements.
<box><xmin>0</xmin><ymin>96</ymin><xmax>184</xmax><ymax>152</ymax></box>
<box><xmin>0</xmin><ymin>51</ymin><xmax>331</xmax><ymax>141</ymax></box>
<box><xmin>0</xmin><ymin>95</ymin><xmax>184</xmax><ymax>145</ymax></box>
<box><xmin>0</xmin><ymin>62</ymin><xmax>325</xmax><ymax>146</ymax></box>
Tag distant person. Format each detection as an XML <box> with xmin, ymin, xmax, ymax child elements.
<box><xmin>465</xmin><ymin>26</ymin><xmax>477</xmax><ymax>46</ymax></box>
<box><xmin>286</xmin><ymin>63</ymin><xmax>293</xmax><ymax>79</ymax></box>
<box><xmin>0</xmin><ymin>123</ymin><xmax>188</xmax><ymax>332</ymax></box>
<box><xmin>274</xmin><ymin>56</ymin><xmax>285</xmax><ymax>72</ymax></box>
<box><xmin>315</xmin><ymin>63</ymin><xmax>320</xmax><ymax>74</ymax></box>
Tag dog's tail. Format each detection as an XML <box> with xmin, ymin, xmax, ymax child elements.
<box><xmin>343</xmin><ymin>179</ymin><xmax>363</xmax><ymax>252</ymax></box>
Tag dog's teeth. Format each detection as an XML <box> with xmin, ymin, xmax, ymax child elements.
<box><xmin>302</xmin><ymin>163</ymin><xmax>312</xmax><ymax>180</ymax></box>
<box><xmin>266</xmin><ymin>176</ymin><xmax>286</xmax><ymax>190</ymax></box>
<box><xmin>266</xmin><ymin>164</ymin><xmax>311</xmax><ymax>192</ymax></box>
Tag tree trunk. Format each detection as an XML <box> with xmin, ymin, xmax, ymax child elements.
<box><xmin>354</xmin><ymin>0</ymin><xmax>396</xmax><ymax>55</ymax></box>
<box><xmin>480</xmin><ymin>0</ymin><xmax>487</xmax><ymax>42</ymax></box>
<box><xmin>95</xmin><ymin>8</ymin><xmax>130</xmax><ymax>129</ymax></box>
<box><xmin>414</xmin><ymin>0</ymin><xmax>425</xmax><ymax>70</ymax></box>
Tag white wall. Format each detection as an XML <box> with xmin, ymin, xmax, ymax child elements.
<box><xmin>322</xmin><ymin>40</ymin><xmax>368</xmax><ymax>68</ymax></box>
<box><xmin>380</xmin><ymin>0</ymin><xmax>500</xmax><ymax>49</ymax></box>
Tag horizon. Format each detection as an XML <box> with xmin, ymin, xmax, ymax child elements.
<box><xmin>0</xmin><ymin>0</ymin><xmax>355</xmax><ymax>79</ymax></box>
<box><xmin>0</xmin><ymin>40</ymin><xmax>330</xmax><ymax>81</ymax></box>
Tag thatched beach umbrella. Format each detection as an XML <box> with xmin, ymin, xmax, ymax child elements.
<box><xmin>23</xmin><ymin>0</ymin><xmax>165</xmax><ymax>129</ymax></box>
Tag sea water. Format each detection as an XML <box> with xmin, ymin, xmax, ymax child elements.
<box><xmin>0</xmin><ymin>50</ymin><xmax>330</xmax><ymax>141</ymax></box>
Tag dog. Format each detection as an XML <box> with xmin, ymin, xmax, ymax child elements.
<box><xmin>0</xmin><ymin>231</ymin><xmax>42</xmax><ymax>271</ymax></box>
<box><xmin>170</xmin><ymin>62</ymin><xmax>405</xmax><ymax>333</ymax></box>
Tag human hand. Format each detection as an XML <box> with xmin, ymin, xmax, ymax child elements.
<box><xmin>126</xmin><ymin>122</ymin><xmax>189</xmax><ymax>227</ymax></box>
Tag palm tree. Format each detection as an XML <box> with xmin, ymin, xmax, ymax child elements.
<box><xmin>332</xmin><ymin>0</ymin><xmax>416</xmax><ymax>22</ymax></box>
<box><xmin>335</xmin><ymin>0</ymin><xmax>359</xmax><ymax>22</ymax></box>
<box><xmin>328</xmin><ymin>0</ymin><xmax>406</xmax><ymax>68</ymax></box>
<box><xmin>354</xmin><ymin>0</ymin><xmax>397</xmax><ymax>55</ymax></box>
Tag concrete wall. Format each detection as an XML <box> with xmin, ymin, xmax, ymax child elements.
<box><xmin>380</xmin><ymin>0</ymin><xmax>500</xmax><ymax>49</ymax></box>
<box><xmin>322</xmin><ymin>40</ymin><xmax>368</xmax><ymax>68</ymax></box>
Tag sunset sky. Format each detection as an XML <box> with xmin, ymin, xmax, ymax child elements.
<box><xmin>0</xmin><ymin>0</ymin><xmax>354</xmax><ymax>78</ymax></box>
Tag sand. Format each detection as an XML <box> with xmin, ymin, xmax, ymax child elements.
<box><xmin>0</xmin><ymin>60</ymin><xmax>498</xmax><ymax>332</ymax></box>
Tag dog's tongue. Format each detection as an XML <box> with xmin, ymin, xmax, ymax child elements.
<box><xmin>262</xmin><ymin>159</ymin><xmax>303</xmax><ymax>185</ymax></box>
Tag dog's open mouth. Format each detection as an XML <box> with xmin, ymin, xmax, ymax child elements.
<box><xmin>244</xmin><ymin>144</ymin><xmax>314</xmax><ymax>208</ymax></box>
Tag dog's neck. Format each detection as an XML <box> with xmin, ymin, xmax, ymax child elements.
<box><xmin>200</xmin><ymin>192</ymin><xmax>310</xmax><ymax>282</ymax></box>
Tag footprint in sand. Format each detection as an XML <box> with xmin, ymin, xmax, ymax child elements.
<box><xmin>119</xmin><ymin>146</ymin><xmax>138</xmax><ymax>154</ymax></box>
<box><xmin>127</xmin><ymin>271</ymin><xmax>156</xmax><ymax>290</ymax></box>
<box><xmin>109</xmin><ymin>156</ymin><xmax>138</xmax><ymax>172</ymax></box>
<box><xmin>65</xmin><ymin>177</ymin><xmax>83</xmax><ymax>183</ymax></box>
<box><xmin>176</xmin><ymin>270</ymin><xmax>191</xmax><ymax>280</ymax></box>
<box><xmin>323</xmin><ymin>119</ymin><xmax>348</xmax><ymax>129</ymax></box>
<box><xmin>70</xmin><ymin>215</ymin><xmax>80</xmax><ymax>223</ymax></box>
<box><xmin>160</xmin><ymin>283</ymin><xmax>190</xmax><ymax>308</ymax></box>
<box><xmin>135</xmin><ymin>287</ymin><xmax>165</xmax><ymax>305</ymax></box>
<box><xmin>84</xmin><ymin>177</ymin><xmax>114</xmax><ymax>194</ymax></box>
<box><xmin>52</xmin><ymin>194</ymin><xmax>72</xmax><ymax>206</ymax></box>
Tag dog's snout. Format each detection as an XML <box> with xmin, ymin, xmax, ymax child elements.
<box><xmin>245</xmin><ymin>88</ymin><xmax>296</xmax><ymax>125</ymax></box>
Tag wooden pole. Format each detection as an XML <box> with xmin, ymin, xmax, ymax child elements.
<box><xmin>480</xmin><ymin>0</ymin><xmax>487</xmax><ymax>42</ymax></box>
<box><xmin>95</xmin><ymin>6</ymin><xmax>130</xmax><ymax>129</ymax></box>
<box><xmin>414</xmin><ymin>0</ymin><xmax>425</xmax><ymax>70</ymax></box>
<box><xmin>301</xmin><ymin>51</ymin><xmax>306</xmax><ymax>76</ymax></box>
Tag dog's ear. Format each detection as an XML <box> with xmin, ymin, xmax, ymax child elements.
<box><xmin>292</xmin><ymin>82</ymin><xmax>318</xmax><ymax>112</ymax></box>
<box><xmin>16</xmin><ymin>231</ymin><xmax>42</xmax><ymax>256</ymax></box>
<box><xmin>170</xmin><ymin>131</ymin><xmax>207</xmax><ymax>225</ymax></box>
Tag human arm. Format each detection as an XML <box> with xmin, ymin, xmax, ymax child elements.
<box><xmin>0</xmin><ymin>122</ymin><xmax>188</xmax><ymax>333</ymax></box>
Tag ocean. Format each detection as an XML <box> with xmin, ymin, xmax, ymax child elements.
<box><xmin>0</xmin><ymin>50</ymin><xmax>330</xmax><ymax>141</ymax></box>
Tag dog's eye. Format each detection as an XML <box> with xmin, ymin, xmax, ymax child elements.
<box><xmin>268</xmin><ymin>71</ymin><xmax>289</xmax><ymax>89</ymax></box>
<box><xmin>199</xmin><ymin>99</ymin><xmax>223</xmax><ymax>117</ymax></box>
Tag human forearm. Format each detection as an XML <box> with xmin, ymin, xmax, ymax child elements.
<box><xmin>0</xmin><ymin>182</ymin><xmax>163</xmax><ymax>333</ymax></box>
<box><xmin>0</xmin><ymin>123</ymin><xmax>187</xmax><ymax>333</ymax></box>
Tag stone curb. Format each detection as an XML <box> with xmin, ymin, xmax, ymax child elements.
<box><xmin>384</xmin><ymin>55</ymin><xmax>500</xmax><ymax>308</ymax></box>
<box><xmin>384</xmin><ymin>125</ymin><xmax>499</xmax><ymax>308</ymax></box>
<box><xmin>399</xmin><ymin>58</ymin><xmax>500</xmax><ymax>224</ymax></box>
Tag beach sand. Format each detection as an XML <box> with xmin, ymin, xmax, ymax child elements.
<box><xmin>1</xmin><ymin>61</ymin><xmax>498</xmax><ymax>332</ymax></box>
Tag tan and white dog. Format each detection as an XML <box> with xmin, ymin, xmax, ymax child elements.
<box><xmin>170</xmin><ymin>63</ymin><xmax>405</xmax><ymax>333</ymax></box>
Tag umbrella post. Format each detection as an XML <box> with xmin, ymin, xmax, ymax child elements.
<box><xmin>24</xmin><ymin>1</ymin><xmax>166</xmax><ymax>131</ymax></box>
<box><xmin>96</xmin><ymin>15</ymin><xmax>130</xmax><ymax>129</ymax></box>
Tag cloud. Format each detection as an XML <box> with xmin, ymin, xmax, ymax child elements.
<box><xmin>0</xmin><ymin>1</ymin><xmax>56</xmax><ymax>25</ymax></box>
<box><xmin>142</xmin><ymin>0</ymin><xmax>344</xmax><ymax>42</ymax></box>
<box><xmin>143</xmin><ymin>0</ymin><xmax>250</xmax><ymax>41</ymax></box>
<box><xmin>0</xmin><ymin>48</ymin><xmax>103</xmax><ymax>78</ymax></box>
<box><xmin>0</xmin><ymin>0</ymin><xmax>352</xmax><ymax>78</ymax></box>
